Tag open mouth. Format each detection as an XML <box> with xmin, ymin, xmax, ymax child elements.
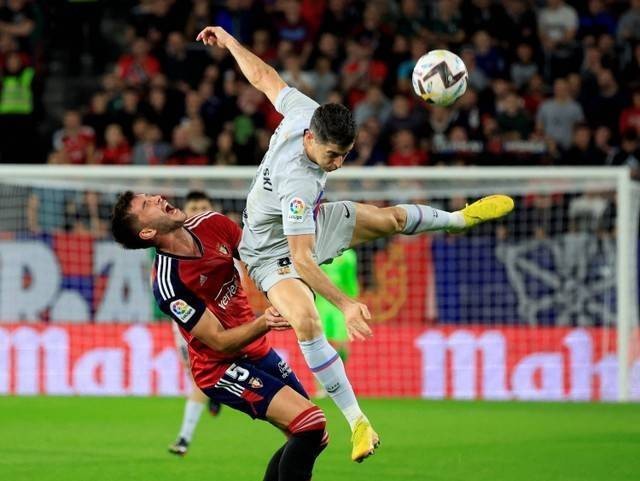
<box><xmin>163</xmin><ymin>200</ymin><xmax>176</xmax><ymax>214</ymax></box>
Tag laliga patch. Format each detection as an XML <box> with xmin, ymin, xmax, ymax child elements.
<box><xmin>170</xmin><ymin>299</ymin><xmax>196</xmax><ymax>323</ymax></box>
<box><xmin>287</xmin><ymin>197</ymin><xmax>307</xmax><ymax>223</ymax></box>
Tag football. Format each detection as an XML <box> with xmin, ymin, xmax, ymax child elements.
<box><xmin>412</xmin><ymin>49</ymin><xmax>468</xmax><ymax>107</ymax></box>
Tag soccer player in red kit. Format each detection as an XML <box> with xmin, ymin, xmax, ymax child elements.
<box><xmin>111</xmin><ymin>192</ymin><xmax>328</xmax><ymax>481</ymax></box>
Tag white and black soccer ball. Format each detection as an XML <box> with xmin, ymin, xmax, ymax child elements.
<box><xmin>412</xmin><ymin>50</ymin><xmax>468</xmax><ymax>107</ymax></box>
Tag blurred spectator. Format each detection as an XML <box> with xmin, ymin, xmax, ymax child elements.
<box><xmin>349</xmin><ymin>124</ymin><xmax>385</xmax><ymax>166</ymax></box>
<box><xmin>617</xmin><ymin>0</ymin><xmax>640</xmax><ymax>45</ymax></box>
<box><xmin>388</xmin><ymin>129</ymin><xmax>428</xmax><ymax>167</ymax></box>
<box><xmin>309</xmin><ymin>56</ymin><xmax>338</xmax><ymax>104</ymax></box>
<box><xmin>341</xmin><ymin>37</ymin><xmax>388</xmax><ymax>107</ymax></box>
<box><xmin>584</xmin><ymin>69</ymin><xmax>628</xmax><ymax>137</ymax></box>
<box><xmin>280</xmin><ymin>53</ymin><xmax>315</xmax><ymax>97</ymax></box>
<box><xmin>0</xmin><ymin>50</ymin><xmax>35</xmax><ymax>162</ymax></box>
<box><xmin>251</xmin><ymin>29</ymin><xmax>278</xmax><ymax>66</ymax></box>
<box><xmin>578</xmin><ymin>0</ymin><xmax>617</xmax><ymax>41</ymax></box>
<box><xmin>563</xmin><ymin>123</ymin><xmax>604</xmax><ymax>165</ymax></box>
<box><xmin>501</xmin><ymin>0</ymin><xmax>538</xmax><ymax>46</ymax></box>
<box><xmin>214</xmin><ymin>130</ymin><xmax>238</xmax><ymax>166</ymax></box>
<box><xmin>395</xmin><ymin>0</ymin><xmax>428</xmax><ymax>38</ymax></box>
<box><xmin>463</xmin><ymin>0</ymin><xmax>509</xmax><ymax>40</ymax></box>
<box><xmin>537</xmin><ymin>0</ymin><xmax>580</xmax><ymax>79</ymax></box>
<box><xmin>116</xmin><ymin>37</ymin><xmax>161</xmax><ymax>87</ymax></box>
<box><xmin>132</xmin><ymin>122</ymin><xmax>171</xmax><ymax>165</ymax></box>
<box><xmin>69</xmin><ymin>191</ymin><xmax>110</xmax><ymax>238</ymax></box>
<box><xmin>275</xmin><ymin>0</ymin><xmax>313</xmax><ymax>60</ymax></box>
<box><xmin>353</xmin><ymin>86</ymin><xmax>392</xmax><ymax>127</ymax></box>
<box><xmin>497</xmin><ymin>91</ymin><xmax>533</xmax><ymax>140</ymax></box>
<box><xmin>460</xmin><ymin>46</ymin><xmax>490</xmax><ymax>92</ymax></box>
<box><xmin>473</xmin><ymin>30</ymin><xmax>506</xmax><ymax>79</ymax></box>
<box><xmin>536</xmin><ymin>77</ymin><xmax>584</xmax><ymax>150</ymax></box>
<box><xmin>83</xmin><ymin>92</ymin><xmax>111</xmax><ymax>148</ymax></box>
<box><xmin>49</xmin><ymin>109</ymin><xmax>96</xmax><ymax>164</ymax></box>
<box><xmin>111</xmin><ymin>88</ymin><xmax>140</xmax><ymax>142</ymax></box>
<box><xmin>620</xmin><ymin>90</ymin><xmax>640</xmax><ymax>137</ymax></box>
<box><xmin>383</xmin><ymin>94</ymin><xmax>425</xmax><ymax>141</ymax></box>
<box><xmin>96</xmin><ymin>124</ymin><xmax>131</xmax><ymax>165</ymax></box>
<box><xmin>608</xmin><ymin>130</ymin><xmax>640</xmax><ymax>177</ymax></box>
<box><xmin>622</xmin><ymin>43</ymin><xmax>640</xmax><ymax>89</ymax></box>
<box><xmin>0</xmin><ymin>0</ymin><xmax>36</xmax><ymax>56</ymax></box>
<box><xmin>510</xmin><ymin>43</ymin><xmax>539</xmax><ymax>90</ymax></box>
<box><xmin>429</xmin><ymin>0</ymin><xmax>465</xmax><ymax>46</ymax></box>
<box><xmin>185</xmin><ymin>0</ymin><xmax>213</xmax><ymax>42</ymax></box>
<box><xmin>396</xmin><ymin>36</ymin><xmax>429</xmax><ymax>95</ymax></box>
<box><xmin>166</xmin><ymin>124</ymin><xmax>208</xmax><ymax>165</ymax></box>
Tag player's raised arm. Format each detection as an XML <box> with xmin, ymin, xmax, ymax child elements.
<box><xmin>190</xmin><ymin>307</ymin><xmax>290</xmax><ymax>354</ymax></box>
<box><xmin>196</xmin><ymin>26</ymin><xmax>287</xmax><ymax>106</ymax></box>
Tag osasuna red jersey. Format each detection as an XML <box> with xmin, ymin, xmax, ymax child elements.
<box><xmin>152</xmin><ymin>211</ymin><xmax>270</xmax><ymax>389</ymax></box>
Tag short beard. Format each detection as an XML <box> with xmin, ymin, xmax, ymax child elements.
<box><xmin>153</xmin><ymin>216</ymin><xmax>186</xmax><ymax>235</ymax></box>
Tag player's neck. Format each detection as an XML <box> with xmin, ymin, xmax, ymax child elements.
<box><xmin>157</xmin><ymin>227</ymin><xmax>201</xmax><ymax>258</ymax></box>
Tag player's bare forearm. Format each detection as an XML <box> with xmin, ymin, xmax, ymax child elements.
<box><xmin>293</xmin><ymin>254</ymin><xmax>354</xmax><ymax>311</ymax></box>
<box><xmin>191</xmin><ymin>309</ymin><xmax>268</xmax><ymax>355</ymax></box>
<box><xmin>197</xmin><ymin>26</ymin><xmax>286</xmax><ymax>104</ymax></box>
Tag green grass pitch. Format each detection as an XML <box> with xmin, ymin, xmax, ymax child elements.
<box><xmin>1</xmin><ymin>397</ymin><xmax>639</xmax><ymax>481</ymax></box>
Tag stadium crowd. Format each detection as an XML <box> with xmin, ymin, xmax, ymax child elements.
<box><xmin>0</xmin><ymin>0</ymin><xmax>638</xmax><ymax>241</ymax></box>
<box><xmin>0</xmin><ymin>0</ymin><xmax>638</xmax><ymax>170</ymax></box>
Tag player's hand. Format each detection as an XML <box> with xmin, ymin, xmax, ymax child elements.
<box><xmin>264</xmin><ymin>306</ymin><xmax>292</xmax><ymax>331</ymax></box>
<box><xmin>196</xmin><ymin>26</ymin><xmax>235</xmax><ymax>49</ymax></box>
<box><xmin>342</xmin><ymin>301</ymin><xmax>373</xmax><ymax>341</ymax></box>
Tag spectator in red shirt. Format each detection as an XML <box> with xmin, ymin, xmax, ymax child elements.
<box><xmin>620</xmin><ymin>90</ymin><xmax>640</xmax><ymax>137</ymax></box>
<box><xmin>116</xmin><ymin>37</ymin><xmax>161</xmax><ymax>87</ymax></box>
<box><xmin>49</xmin><ymin>109</ymin><xmax>96</xmax><ymax>164</ymax></box>
<box><xmin>388</xmin><ymin>129</ymin><xmax>428</xmax><ymax>167</ymax></box>
<box><xmin>97</xmin><ymin>124</ymin><xmax>131</xmax><ymax>165</ymax></box>
<box><xmin>166</xmin><ymin>124</ymin><xmax>208</xmax><ymax>166</ymax></box>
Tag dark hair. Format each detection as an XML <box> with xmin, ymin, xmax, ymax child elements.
<box><xmin>185</xmin><ymin>190</ymin><xmax>211</xmax><ymax>204</ymax></box>
<box><xmin>111</xmin><ymin>191</ymin><xmax>152</xmax><ymax>250</ymax></box>
<box><xmin>309</xmin><ymin>103</ymin><xmax>357</xmax><ymax>147</ymax></box>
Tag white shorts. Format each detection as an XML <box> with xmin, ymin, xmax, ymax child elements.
<box><xmin>249</xmin><ymin>201</ymin><xmax>357</xmax><ymax>292</ymax></box>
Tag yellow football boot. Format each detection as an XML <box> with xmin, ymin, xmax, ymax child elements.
<box><xmin>447</xmin><ymin>194</ymin><xmax>515</xmax><ymax>233</ymax></box>
<box><xmin>351</xmin><ymin>417</ymin><xmax>380</xmax><ymax>463</ymax></box>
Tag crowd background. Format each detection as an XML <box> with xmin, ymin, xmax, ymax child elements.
<box><xmin>0</xmin><ymin>0</ymin><xmax>638</xmax><ymax>240</ymax></box>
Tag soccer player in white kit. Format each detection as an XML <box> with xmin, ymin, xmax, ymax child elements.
<box><xmin>197</xmin><ymin>25</ymin><xmax>514</xmax><ymax>462</ymax></box>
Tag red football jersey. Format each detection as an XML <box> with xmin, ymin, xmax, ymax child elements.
<box><xmin>152</xmin><ymin>211</ymin><xmax>270</xmax><ymax>389</ymax></box>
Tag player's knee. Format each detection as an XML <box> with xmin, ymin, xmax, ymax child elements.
<box><xmin>288</xmin><ymin>311</ymin><xmax>323</xmax><ymax>340</ymax></box>
<box><xmin>288</xmin><ymin>405</ymin><xmax>327</xmax><ymax>447</ymax></box>
<box><xmin>390</xmin><ymin>206</ymin><xmax>407</xmax><ymax>233</ymax></box>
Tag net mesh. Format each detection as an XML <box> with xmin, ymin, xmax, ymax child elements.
<box><xmin>0</xmin><ymin>167</ymin><xmax>638</xmax><ymax>400</ymax></box>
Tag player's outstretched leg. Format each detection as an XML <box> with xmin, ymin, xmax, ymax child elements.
<box><xmin>349</xmin><ymin>194</ymin><xmax>514</xmax><ymax>246</ymax></box>
<box><xmin>268</xmin><ymin>279</ymin><xmax>379</xmax><ymax>462</ymax></box>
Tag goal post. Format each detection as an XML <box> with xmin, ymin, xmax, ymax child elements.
<box><xmin>0</xmin><ymin>165</ymin><xmax>637</xmax><ymax>401</ymax></box>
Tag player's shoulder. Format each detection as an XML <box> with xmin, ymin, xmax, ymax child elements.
<box><xmin>151</xmin><ymin>251</ymin><xmax>181</xmax><ymax>303</ymax></box>
<box><xmin>184</xmin><ymin>210</ymin><xmax>223</xmax><ymax>230</ymax></box>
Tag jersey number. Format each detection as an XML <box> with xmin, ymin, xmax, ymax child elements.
<box><xmin>225</xmin><ymin>363</ymin><xmax>250</xmax><ymax>382</ymax></box>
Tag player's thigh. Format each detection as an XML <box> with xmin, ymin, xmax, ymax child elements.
<box><xmin>350</xmin><ymin>202</ymin><xmax>405</xmax><ymax>247</ymax></box>
<box><xmin>254</xmin><ymin>349</ymin><xmax>309</xmax><ymax>399</ymax></box>
<box><xmin>267</xmin><ymin>278</ymin><xmax>321</xmax><ymax>330</ymax></box>
<box><xmin>266</xmin><ymin>385</ymin><xmax>317</xmax><ymax>430</ymax></box>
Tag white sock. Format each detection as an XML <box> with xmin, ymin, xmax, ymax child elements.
<box><xmin>299</xmin><ymin>335</ymin><xmax>364</xmax><ymax>430</ymax></box>
<box><xmin>399</xmin><ymin>204</ymin><xmax>465</xmax><ymax>233</ymax></box>
<box><xmin>178</xmin><ymin>399</ymin><xmax>205</xmax><ymax>442</ymax></box>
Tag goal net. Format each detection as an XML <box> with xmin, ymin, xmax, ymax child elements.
<box><xmin>0</xmin><ymin>165</ymin><xmax>638</xmax><ymax>401</ymax></box>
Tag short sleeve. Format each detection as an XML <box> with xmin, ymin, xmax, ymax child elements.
<box><xmin>279</xmin><ymin>175</ymin><xmax>318</xmax><ymax>236</ymax></box>
<box><xmin>213</xmin><ymin>212</ymin><xmax>242</xmax><ymax>250</ymax></box>
<box><xmin>275</xmin><ymin>87</ymin><xmax>320</xmax><ymax>116</ymax></box>
<box><xmin>154</xmin><ymin>284</ymin><xmax>206</xmax><ymax>332</ymax></box>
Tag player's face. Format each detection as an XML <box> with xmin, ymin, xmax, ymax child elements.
<box><xmin>130</xmin><ymin>194</ymin><xmax>187</xmax><ymax>235</ymax></box>
<box><xmin>311</xmin><ymin>140</ymin><xmax>353</xmax><ymax>172</ymax></box>
<box><xmin>184</xmin><ymin>199</ymin><xmax>213</xmax><ymax>217</ymax></box>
